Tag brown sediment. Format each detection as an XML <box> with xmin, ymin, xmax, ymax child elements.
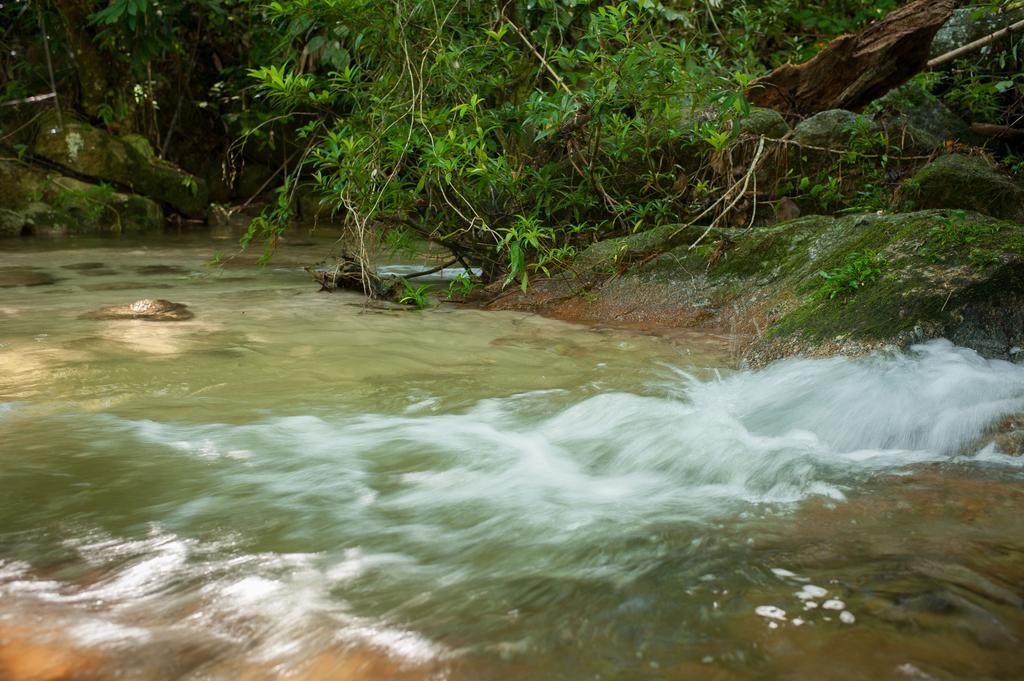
<box><xmin>0</xmin><ymin>624</ymin><xmax>107</xmax><ymax>681</ymax></box>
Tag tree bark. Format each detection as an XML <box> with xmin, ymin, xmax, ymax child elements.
<box><xmin>747</xmin><ymin>0</ymin><xmax>960</xmax><ymax>117</ymax></box>
<box><xmin>52</xmin><ymin>0</ymin><xmax>108</xmax><ymax>118</ymax></box>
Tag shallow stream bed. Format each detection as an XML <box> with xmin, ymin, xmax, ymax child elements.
<box><xmin>1</xmin><ymin>234</ymin><xmax>1023</xmax><ymax>680</ymax></box>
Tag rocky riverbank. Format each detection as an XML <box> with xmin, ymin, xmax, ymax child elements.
<box><xmin>490</xmin><ymin>209</ymin><xmax>1024</xmax><ymax>367</ymax></box>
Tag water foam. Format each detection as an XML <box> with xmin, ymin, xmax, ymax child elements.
<box><xmin>3</xmin><ymin>340</ymin><xmax>1021</xmax><ymax>668</ymax></box>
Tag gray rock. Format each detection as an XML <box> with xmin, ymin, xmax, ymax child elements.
<box><xmin>906</xmin><ymin>154</ymin><xmax>1024</xmax><ymax>222</ymax></box>
<box><xmin>931</xmin><ymin>7</ymin><xmax>1024</xmax><ymax>60</ymax></box>
<box><xmin>876</xmin><ymin>82</ymin><xmax>973</xmax><ymax>148</ymax></box>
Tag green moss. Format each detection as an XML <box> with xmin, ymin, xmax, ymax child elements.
<box><xmin>907</xmin><ymin>154</ymin><xmax>1024</xmax><ymax>222</ymax></box>
<box><xmin>765</xmin><ymin>211</ymin><xmax>1024</xmax><ymax>343</ymax></box>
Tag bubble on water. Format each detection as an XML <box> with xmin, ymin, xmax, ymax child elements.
<box><xmin>839</xmin><ymin>611</ymin><xmax>856</xmax><ymax>624</ymax></box>
<box><xmin>822</xmin><ymin>599</ymin><xmax>845</xmax><ymax>610</ymax></box>
<box><xmin>771</xmin><ymin>567</ymin><xmax>806</xmax><ymax>580</ymax></box>
<box><xmin>796</xmin><ymin>584</ymin><xmax>828</xmax><ymax>600</ymax></box>
<box><xmin>755</xmin><ymin>605</ymin><xmax>786</xmax><ymax>620</ymax></box>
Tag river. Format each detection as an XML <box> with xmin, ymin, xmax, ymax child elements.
<box><xmin>1</xmin><ymin>232</ymin><xmax>1023</xmax><ymax>680</ymax></box>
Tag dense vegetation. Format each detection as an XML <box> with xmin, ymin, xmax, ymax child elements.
<box><xmin>2</xmin><ymin>0</ymin><xmax>1022</xmax><ymax>291</ymax></box>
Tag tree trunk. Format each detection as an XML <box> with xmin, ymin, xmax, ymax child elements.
<box><xmin>747</xmin><ymin>0</ymin><xmax>959</xmax><ymax>117</ymax></box>
<box><xmin>52</xmin><ymin>0</ymin><xmax>108</xmax><ymax>118</ymax></box>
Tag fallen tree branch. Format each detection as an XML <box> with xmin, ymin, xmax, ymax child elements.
<box><xmin>748</xmin><ymin>0</ymin><xmax>957</xmax><ymax>116</ymax></box>
<box><xmin>402</xmin><ymin>258</ymin><xmax>459</xmax><ymax>280</ymax></box>
<box><xmin>928</xmin><ymin>17</ymin><xmax>1024</xmax><ymax>68</ymax></box>
<box><xmin>689</xmin><ymin>136</ymin><xmax>766</xmax><ymax>250</ymax></box>
<box><xmin>970</xmin><ymin>122</ymin><xmax>1024</xmax><ymax>141</ymax></box>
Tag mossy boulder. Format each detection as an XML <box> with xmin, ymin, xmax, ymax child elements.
<box><xmin>0</xmin><ymin>159</ymin><xmax>48</xmax><ymax>208</ymax></box>
<box><xmin>0</xmin><ymin>160</ymin><xmax>163</xmax><ymax>237</ymax></box>
<box><xmin>726</xmin><ymin>211</ymin><xmax>1022</xmax><ymax>362</ymax></box>
<box><xmin>736</xmin><ymin>109</ymin><xmax>790</xmax><ymax>139</ymax></box>
<box><xmin>498</xmin><ymin>210</ymin><xmax>1024</xmax><ymax>365</ymax></box>
<box><xmin>33</xmin><ymin>114</ymin><xmax>208</xmax><ymax>218</ymax></box>
<box><xmin>875</xmin><ymin>82</ymin><xmax>972</xmax><ymax>147</ymax></box>
<box><xmin>905</xmin><ymin>154</ymin><xmax>1024</xmax><ymax>222</ymax></box>
<box><xmin>792</xmin><ymin>109</ymin><xmax>876</xmax><ymax>149</ymax></box>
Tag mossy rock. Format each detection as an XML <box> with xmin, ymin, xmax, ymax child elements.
<box><xmin>736</xmin><ymin>109</ymin><xmax>790</xmax><ymax>139</ymax></box>
<box><xmin>33</xmin><ymin>113</ymin><xmax>208</xmax><ymax>217</ymax></box>
<box><xmin>905</xmin><ymin>154</ymin><xmax>1024</xmax><ymax>222</ymax></box>
<box><xmin>717</xmin><ymin>210</ymin><xmax>1024</xmax><ymax>363</ymax></box>
<box><xmin>792</xmin><ymin>110</ymin><xmax>876</xmax><ymax>149</ymax></box>
<box><xmin>0</xmin><ymin>159</ymin><xmax>48</xmax><ymax>209</ymax></box>
<box><xmin>0</xmin><ymin>170</ymin><xmax>164</xmax><ymax>237</ymax></box>
<box><xmin>535</xmin><ymin>210</ymin><xmax>1023</xmax><ymax>365</ymax></box>
<box><xmin>875</xmin><ymin>82</ymin><xmax>972</xmax><ymax>147</ymax></box>
<box><xmin>931</xmin><ymin>8</ymin><xmax>1024</xmax><ymax>61</ymax></box>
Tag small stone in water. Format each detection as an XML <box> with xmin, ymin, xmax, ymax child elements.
<box><xmin>839</xmin><ymin>611</ymin><xmax>855</xmax><ymax>624</ymax></box>
<box><xmin>755</xmin><ymin>605</ymin><xmax>786</xmax><ymax>620</ymax></box>
<box><xmin>822</xmin><ymin>599</ymin><xmax>845</xmax><ymax>610</ymax></box>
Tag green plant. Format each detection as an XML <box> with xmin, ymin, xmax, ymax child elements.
<box><xmin>398</xmin><ymin>279</ymin><xmax>434</xmax><ymax>309</ymax></box>
<box><xmin>815</xmin><ymin>250</ymin><xmax>884</xmax><ymax>301</ymax></box>
<box><xmin>921</xmin><ymin>210</ymin><xmax>1001</xmax><ymax>268</ymax></box>
<box><xmin>446</xmin><ymin>272</ymin><xmax>482</xmax><ymax>300</ymax></box>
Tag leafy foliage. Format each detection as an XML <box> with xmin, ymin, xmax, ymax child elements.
<box><xmin>816</xmin><ymin>250</ymin><xmax>884</xmax><ymax>301</ymax></box>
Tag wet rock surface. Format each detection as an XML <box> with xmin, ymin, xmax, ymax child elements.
<box><xmin>80</xmin><ymin>299</ymin><xmax>194</xmax><ymax>322</ymax></box>
<box><xmin>494</xmin><ymin>210</ymin><xmax>1024</xmax><ymax>365</ymax></box>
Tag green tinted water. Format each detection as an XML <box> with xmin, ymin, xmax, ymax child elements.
<box><xmin>1</xmin><ymin>233</ymin><xmax>1023</xmax><ymax>681</ymax></box>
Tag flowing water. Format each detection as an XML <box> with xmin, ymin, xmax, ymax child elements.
<box><xmin>1</xmin><ymin>233</ymin><xmax>1024</xmax><ymax>681</ymax></box>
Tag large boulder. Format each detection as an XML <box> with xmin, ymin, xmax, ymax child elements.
<box><xmin>495</xmin><ymin>210</ymin><xmax>1024</xmax><ymax>365</ymax></box>
<box><xmin>875</xmin><ymin>82</ymin><xmax>974</xmax><ymax>148</ymax></box>
<box><xmin>0</xmin><ymin>160</ymin><xmax>163</xmax><ymax>237</ymax></box>
<box><xmin>33</xmin><ymin>114</ymin><xmax>208</xmax><ymax>217</ymax></box>
<box><xmin>905</xmin><ymin>154</ymin><xmax>1024</xmax><ymax>222</ymax></box>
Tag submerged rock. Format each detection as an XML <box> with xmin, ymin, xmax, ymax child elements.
<box><xmin>992</xmin><ymin>414</ymin><xmax>1024</xmax><ymax>456</ymax></box>
<box><xmin>81</xmin><ymin>299</ymin><xmax>194</xmax><ymax>322</ymax></box>
<box><xmin>0</xmin><ymin>267</ymin><xmax>58</xmax><ymax>288</ymax></box>
<box><xmin>61</xmin><ymin>262</ymin><xmax>108</xmax><ymax>271</ymax></box>
<box><xmin>905</xmin><ymin>154</ymin><xmax>1024</xmax><ymax>222</ymax></box>
<box><xmin>135</xmin><ymin>265</ymin><xmax>189</xmax><ymax>276</ymax></box>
